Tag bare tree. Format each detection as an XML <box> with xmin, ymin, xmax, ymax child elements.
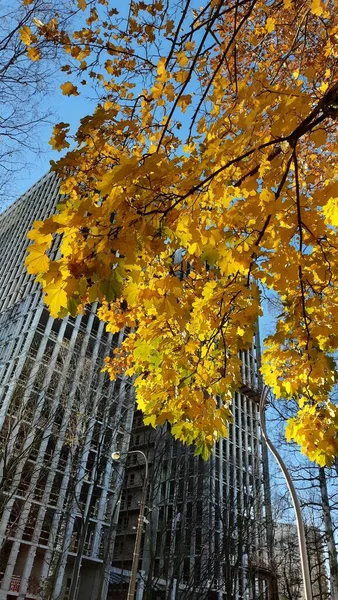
<box><xmin>0</xmin><ymin>0</ymin><xmax>72</xmax><ymax>201</ymax></box>
<box><xmin>267</xmin><ymin>399</ymin><xmax>336</xmax><ymax>600</ymax></box>
<box><xmin>318</xmin><ymin>467</ymin><xmax>338</xmax><ymax>600</ymax></box>
<box><xmin>0</xmin><ymin>342</ymin><xmax>71</xmax><ymax>545</ymax></box>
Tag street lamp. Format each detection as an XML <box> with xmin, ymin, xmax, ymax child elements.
<box><xmin>259</xmin><ymin>385</ymin><xmax>313</xmax><ymax>600</ymax></box>
<box><xmin>111</xmin><ymin>450</ymin><xmax>149</xmax><ymax>600</ymax></box>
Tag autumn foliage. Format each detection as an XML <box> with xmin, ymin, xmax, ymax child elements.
<box><xmin>22</xmin><ymin>0</ymin><xmax>338</xmax><ymax>464</ymax></box>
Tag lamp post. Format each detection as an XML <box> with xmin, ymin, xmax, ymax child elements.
<box><xmin>259</xmin><ymin>385</ymin><xmax>313</xmax><ymax>600</ymax></box>
<box><xmin>112</xmin><ymin>450</ymin><xmax>149</xmax><ymax>600</ymax></box>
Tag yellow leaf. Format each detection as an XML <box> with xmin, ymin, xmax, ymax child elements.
<box><xmin>176</xmin><ymin>51</ymin><xmax>189</xmax><ymax>67</ymax></box>
<box><xmin>164</xmin><ymin>83</ymin><xmax>175</xmax><ymax>102</ymax></box>
<box><xmin>44</xmin><ymin>282</ymin><xmax>68</xmax><ymax>317</ymax></box>
<box><xmin>185</xmin><ymin>41</ymin><xmax>195</xmax><ymax>51</ymax></box>
<box><xmin>27</xmin><ymin>47</ymin><xmax>41</xmax><ymax>61</ymax></box>
<box><xmin>323</xmin><ymin>197</ymin><xmax>338</xmax><ymax>226</ymax></box>
<box><xmin>20</xmin><ymin>26</ymin><xmax>31</xmax><ymax>46</ymax></box>
<box><xmin>311</xmin><ymin>0</ymin><xmax>323</xmax><ymax>15</ymax></box>
<box><xmin>260</xmin><ymin>188</ymin><xmax>274</xmax><ymax>204</ymax></box>
<box><xmin>177</xmin><ymin>94</ymin><xmax>192</xmax><ymax>112</ymax></box>
<box><xmin>265</xmin><ymin>18</ymin><xmax>275</xmax><ymax>33</ymax></box>
<box><xmin>284</xmin><ymin>381</ymin><xmax>292</xmax><ymax>395</ymax></box>
<box><xmin>60</xmin><ymin>81</ymin><xmax>79</xmax><ymax>96</ymax></box>
<box><xmin>157</xmin><ymin>57</ymin><xmax>169</xmax><ymax>83</ymax></box>
<box><xmin>25</xmin><ymin>244</ymin><xmax>50</xmax><ymax>275</ymax></box>
<box><xmin>144</xmin><ymin>414</ymin><xmax>156</xmax><ymax>427</ymax></box>
<box><xmin>77</xmin><ymin>0</ymin><xmax>87</xmax><ymax>8</ymax></box>
<box><xmin>27</xmin><ymin>226</ymin><xmax>52</xmax><ymax>244</ymax></box>
<box><xmin>175</xmin><ymin>70</ymin><xmax>188</xmax><ymax>83</ymax></box>
<box><xmin>124</xmin><ymin>281</ymin><xmax>140</xmax><ymax>305</ymax></box>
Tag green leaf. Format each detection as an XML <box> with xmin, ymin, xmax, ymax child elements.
<box><xmin>67</xmin><ymin>296</ymin><xmax>79</xmax><ymax>316</ymax></box>
<box><xmin>100</xmin><ymin>274</ymin><xmax>121</xmax><ymax>301</ymax></box>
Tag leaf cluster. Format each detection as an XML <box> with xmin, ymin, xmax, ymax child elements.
<box><xmin>23</xmin><ymin>0</ymin><xmax>338</xmax><ymax>462</ymax></box>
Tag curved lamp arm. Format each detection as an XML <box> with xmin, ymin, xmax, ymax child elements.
<box><xmin>259</xmin><ymin>385</ymin><xmax>313</xmax><ymax>600</ymax></box>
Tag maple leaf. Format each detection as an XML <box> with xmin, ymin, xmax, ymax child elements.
<box><xmin>124</xmin><ymin>281</ymin><xmax>140</xmax><ymax>305</ymax></box>
<box><xmin>20</xmin><ymin>26</ymin><xmax>32</xmax><ymax>46</ymax></box>
<box><xmin>44</xmin><ymin>282</ymin><xmax>69</xmax><ymax>317</ymax></box>
<box><xmin>265</xmin><ymin>18</ymin><xmax>275</xmax><ymax>33</ymax></box>
<box><xmin>25</xmin><ymin>244</ymin><xmax>50</xmax><ymax>275</ymax></box>
<box><xmin>157</xmin><ymin>57</ymin><xmax>169</xmax><ymax>83</ymax></box>
<box><xmin>323</xmin><ymin>197</ymin><xmax>338</xmax><ymax>226</ymax></box>
<box><xmin>49</xmin><ymin>122</ymin><xmax>70</xmax><ymax>151</ymax></box>
<box><xmin>310</xmin><ymin>0</ymin><xmax>323</xmax><ymax>16</ymax></box>
<box><xmin>27</xmin><ymin>47</ymin><xmax>41</xmax><ymax>62</ymax></box>
<box><xmin>60</xmin><ymin>81</ymin><xmax>79</xmax><ymax>96</ymax></box>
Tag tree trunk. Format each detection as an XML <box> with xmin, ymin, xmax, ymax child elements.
<box><xmin>318</xmin><ymin>467</ymin><xmax>338</xmax><ymax>600</ymax></box>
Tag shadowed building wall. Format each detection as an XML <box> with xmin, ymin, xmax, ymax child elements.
<box><xmin>0</xmin><ymin>173</ymin><xmax>272</xmax><ymax>600</ymax></box>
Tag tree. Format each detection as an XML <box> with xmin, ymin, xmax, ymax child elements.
<box><xmin>267</xmin><ymin>397</ymin><xmax>338</xmax><ymax>600</ymax></box>
<box><xmin>272</xmin><ymin>520</ymin><xmax>329</xmax><ymax>600</ymax></box>
<box><xmin>318</xmin><ymin>466</ymin><xmax>338</xmax><ymax>600</ymax></box>
<box><xmin>22</xmin><ymin>0</ymin><xmax>338</xmax><ymax>463</ymax></box>
<box><xmin>0</xmin><ymin>0</ymin><xmax>71</xmax><ymax>200</ymax></box>
<box><xmin>0</xmin><ymin>337</ymin><xmax>77</xmax><ymax>552</ymax></box>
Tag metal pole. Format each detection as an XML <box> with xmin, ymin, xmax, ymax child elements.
<box><xmin>259</xmin><ymin>386</ymin><xmax>313</xmax><ymax>600</ymax></box>
<box><xmin>126</xmin><ymin>450</ymin><xmax>149</xmax><ymax>600</ymax></box>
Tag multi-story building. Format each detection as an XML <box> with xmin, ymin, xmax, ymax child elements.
<box><xmin>273</xmin><ymin>523</ymin><xmax>328</xmax><ymax>600</ymax></box>
<box><xmin>0</xmin><ymin>172</ymin><xmax>135</xmax><ymax>600</ymax></box>
<box><xmin>0</xmin><ymin>172</ymin><xmax>272</xmax><ymax>600</ymax></box>
<box><xmin>110</xmin><ymin>377</ymin><xmax>272</xmax><ymax>600</ymax></box>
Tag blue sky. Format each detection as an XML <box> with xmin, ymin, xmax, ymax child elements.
<box><xmin>15</xmin><ymin>90</ymin><xmax>92</xmax><ymax>197</ymax></box>
<box><xmin>13</xmin><ymin>0</ymin><xmax>131</xmax><ymax>200</ymax></box>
